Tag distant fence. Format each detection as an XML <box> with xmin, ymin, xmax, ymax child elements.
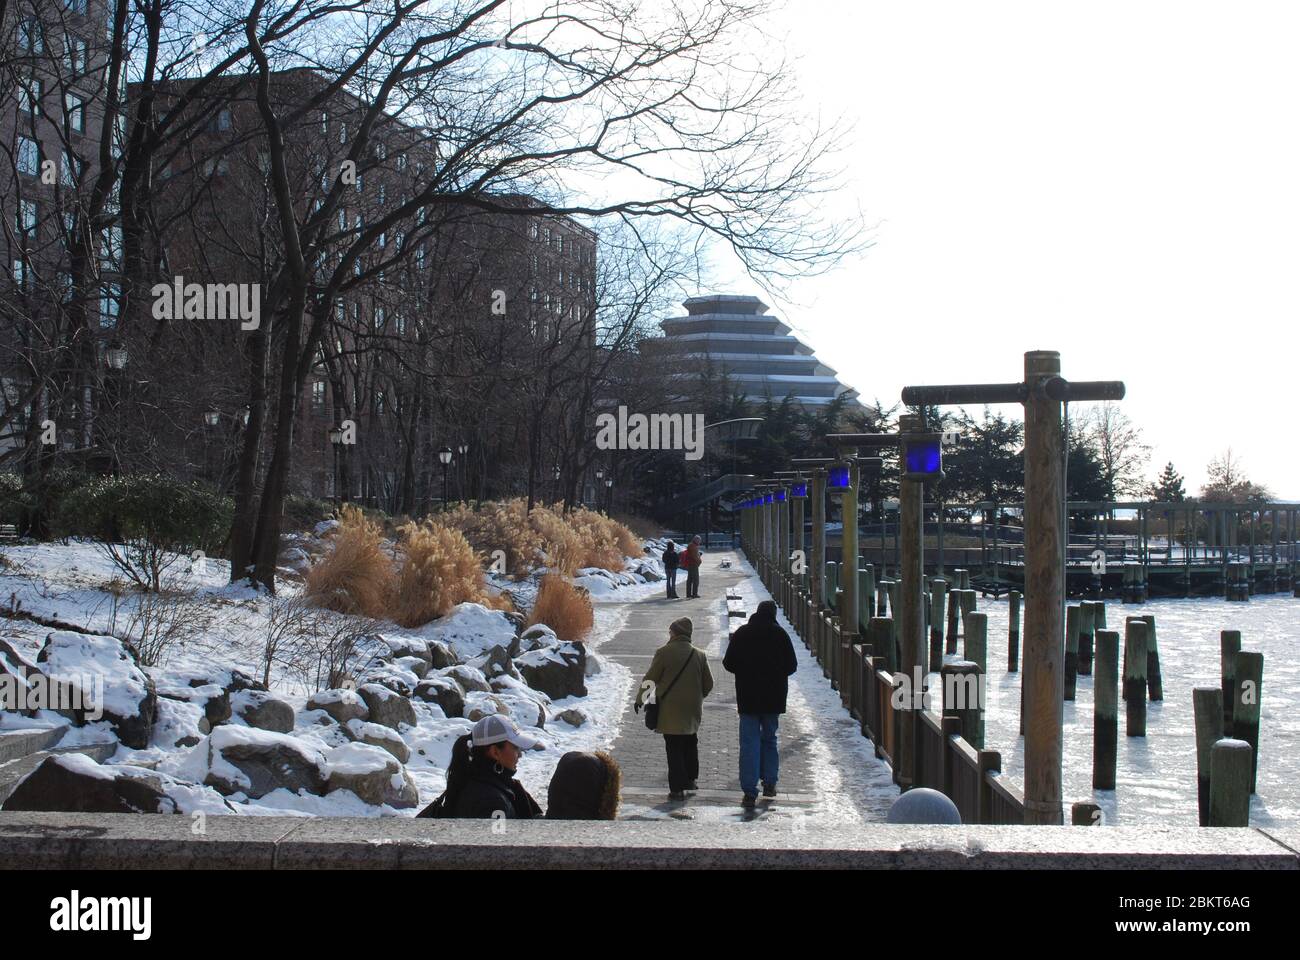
<box><xmin>747</xmin><ymin>541</ymin><xmax>1027</xmax><ymax>825</ymax></box>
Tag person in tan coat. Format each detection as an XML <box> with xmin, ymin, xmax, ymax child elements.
<box><xmin>634</xmin><ymin>616</ymin><xmax>713</xmax><ymax>800</ymax></box>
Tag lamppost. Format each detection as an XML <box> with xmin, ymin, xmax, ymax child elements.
<box><xmin>203</xmin><ymin>409</ymin><xmax>220</xmax><ymax>483</ymax></box>
<box><xmin>553</xmin><ymin>464</ymin><xmax>561</xmax><ymax>504</ymax></box>
<box><xmin>605</xmin><ymin>477</ymin><xmax>613</xmax><ymax>514</ymax></box>
<box><xmin>439</xmin><ymin>446</ymin><xmax>452</xmax><ymax>510</ymax></box>
<box><xmin>457</xmin><ymin>442</ymin><xmax>469</xmax><ymax>502</ymax></box>
<box><xmin>594</xmin><ymin>469</ymin><xmax>603</xmax><ymax>509</ymax></box>
<box><xmin>103</xmin><ymin>344</ymin><xmax>128</xmax><ymax>475</ymax></box>
<box><xmin>329</xmin><ymin>426</ymin><xmax>344</xmax><ymax>506</ymax></box>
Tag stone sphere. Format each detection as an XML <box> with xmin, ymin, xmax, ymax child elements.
<box><xmin>887</xmin><ymin>787</ymin><xmax>962</xmax><ymax>824</ymax></box>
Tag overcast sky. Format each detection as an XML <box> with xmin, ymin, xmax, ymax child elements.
<box><xmin>710</xmin><ymin>0</ymin><xmax>1299</xmax><ymax>499</ymax></box>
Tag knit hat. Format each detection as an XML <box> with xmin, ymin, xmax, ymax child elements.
<box><xmin>669</xmin><ymin>617</ymin><xmax>693</xmax><ymax>641</ymax></box>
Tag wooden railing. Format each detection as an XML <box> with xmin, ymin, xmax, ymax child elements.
<box><xmin>740</xmin><ymin>539</ymin><xmax>1027</xmax><ymax>824</ymax></box>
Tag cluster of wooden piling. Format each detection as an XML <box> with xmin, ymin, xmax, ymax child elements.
<box><xmin>1226</xmin><ymin>562</ymin><xmax>1251</xmax><ymax>601</ymax></box>
<box><xmin>1121</xmin><ymin>563</ymin><xmax>1148</xmax><ymax>602</ymax></box>
<box><xmin>1190</xmin><ymin>633</ymin><xmax>1264</xmax><ymax>826</ymax></box>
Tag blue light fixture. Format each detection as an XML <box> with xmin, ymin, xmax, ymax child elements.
<box><xmin>903</xmin><ymin>434</ymin><xmax>944</xmax><ymax>479</ymax></box>
<box><xmin>827</xmin><ymin>465</ymin><xmax>850</xmax><ymax>489</ymax></box>
<box><xmin>792</xmin><ymin>482</ymin><xmax>808</xmax><ymax>498</ymax></box>
<box><xmin>775</xmin><ymin>489</ymin><xmax>787</xmax><ymax>502</ymax></box>
<box><xmin>764</xmin><ymin>493</ymin><xmax>773</xmax><ymax>504</ymax></box>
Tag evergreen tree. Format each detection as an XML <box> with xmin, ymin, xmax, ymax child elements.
<box><xmin>1147</xmin><ymin>462</ymin><xmax>1185</xmax><ymax>502</ymax></box>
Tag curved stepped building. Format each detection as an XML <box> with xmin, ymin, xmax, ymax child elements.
<box><xmin>658</xmin><ymin>295</ymin><xmax>858</xmax><ymax>409</ymax></box>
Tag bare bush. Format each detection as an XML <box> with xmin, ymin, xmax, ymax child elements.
<box><xmin>120</xmin><ymin>589</ymin><xmax>217</xmax><ymax>668</ymax></box>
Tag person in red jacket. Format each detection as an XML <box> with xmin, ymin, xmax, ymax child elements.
<box><xmin>680</xmin><ymin>535</ymin><xmax>702</xmax><ymax>598</ymax></box>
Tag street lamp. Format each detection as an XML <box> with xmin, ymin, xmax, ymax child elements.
<box><xmin>457</xmin><ymin>443</ymin><xmax>469</xmax><ymax>501</ymax></box>
<box><xmin>604</xmin><ymin>476</ymin><xmax>613</xmax><ymax>513</ymax></box>
<box><xmin>329</xmin><ymin>426</ymin><xmax>345</xmax><ymax>506</ymax></box>
<box><xmin>104</xmin><ymin>345</ymin><xmax>128</xmax><ymax>371</ymax></box>
<box><xmin>438</xmin><ymin>446</ymin><xmax>452</xmax><ymax>510</ymax></box>
<box><xmin>204</xmin><ymin>409</ymin><xmax>221</xmax><ymax>428</ymax></box>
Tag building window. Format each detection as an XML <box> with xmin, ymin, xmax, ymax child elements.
<box><xmin>61</xmin><ymin>155</ymin><xmax>80</xmax><ymax>186</ymax></box>
<box><xmin>19</xmin><ymin>20</ymin><xmax>43</xmax><ymax>52</ymax></box>
<box><xmin>65</xmin><ymin>93</ymin><xmax>85</xmax><ymax>133</ymax></box>
<box><xmin>377</xmin><ymin>182</ymin><xmax>386</xmax><ymax>204</ymax></box>
<box><xmin>65</xmin><ymin>36</ymin><xmax>87</xmax><ymax>75</ymax></box>
<box><xmin>338</xmin><ymin>208</ymin><xmax>347</xmax><ymax>231</ymax></box>
<box><xmin>17</xmin><ymin>137</ymin><xmax>39</xmax><ymax>175</ymax></box>
<box><xmin>396</xmin><ymin>153</ymin><xmax>407</xmax><ymax>171</ymax></box>
<box><xmin>311</xmin><ymin>380</ymin><xmax>326</xmax><ymax>408</ymax></box>
<box><xmin>11</xmin><ymin>259</ymin><xmax>27</xmax><ymax>291</ymax></box>
<box><xmin>215</xmin><ymin>109</ymin><xmax>232</xmax><ymax>132</ymax></box>
<box><xmin>394</xmin><ymin>313</ymin><xmax>406</xmax><ymax>335</ymax></box>
<box><xmin>320</xmin><ymin>111</ymin><xmax>329</xmax><ymax>134</ymax></box>
<box><xmin>18</xmin><ymin>200</ymin><xmax>38</xmax><ymax>238</ymax></box>
<box><xmin>19</xmin><ymin>79</ymin><xmax>41</xmax><ymax>115</ymax></box>
<box><xmin>375</xmin><ymin>306</ymin><xmax>386</xmax><ymax>331</ymax></box>
<box><xmin>376</xmin><ymin>142</ymin><xmax>387</xmax><ymax>161</ymax></box>
<box><xmin>530</xmin><ymin>221</ymin><xmax>539</xmax><ymax>241</ymax></box>
<box><xmin>100</xmin><ymin>284</ymin><xmax>120</xmax><ymax>328</ymax></box>
<box><xmin>335</xmin><ymin>300</ymin><xmax>345</xmax><ymax>323</ymax></box>
<box><xmin>65</xmin><ymin>0</ymin><xmax>89</xmax><ymax>14</ymax></box>
<box><xmin>339</xmin><ymin>122</ymin><xmax>347</xmax><ymax>144</ymax></box>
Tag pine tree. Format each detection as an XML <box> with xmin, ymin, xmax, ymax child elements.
<box><xmin>1147</xmin><ymin>462</ymin><xmax>1185</xmax><ymax>502</ymax></box>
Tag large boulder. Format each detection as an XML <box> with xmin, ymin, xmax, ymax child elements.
<box><xmin>356</xmin><ymin>683</ymin><xmax>417</xmax><ymax>730</ymax></box>
<box><xmin>517</xmin><ymin>624</ymin><xmax>560</xmax><ymax>654</ymax></box>
<box><xmin>382</xmin><ymin>637</ymin><xmax>433</xmax><ymax>674</ymax></box>
<box><xmin>203</xmin><ymin>727</ymin><xmax>327</xmax><ymax>799</ymax></box>
<box><xmin>0</xmin><ymin>638</ymin><xmax>39</xmax><ymax>717</ymax></box>
<box><xmin>469</xmin><ymin>644</ymin><xmax>521</xmax><ymax>682</ymax></box>
<box><xmin>157</xmin><ymin>679</ymin><xmax>230</xmax><ymax>731</ymax></box>
<box><xmin>35</xmin><ymin>630</ymin><xmax>157</xmax><ymax>749</ymax></box>
<box><xmin>463</xmin><ymin>691</ymin><xmax>511</xmax><ymax>722</ymax></box>
<box><xmin>515</xmin><ymin>641</ymin><xmax>587</xmax><ymax>700</ymax></box>
<box><xmin>306</xmin><ymin>688</ymin><xmax>369</xmax><ymax>726</ymax></box>
<box><xmin>323</xmin><ymin>742</ymin><xmax>418</xmax><ymax>808</ymax></box>
<box><xmin>230</xmin><ymin>689</ymin><xmax>295</xmax><ymax>734</ymax></box>
<box><xmin>426</xmin><ymin>640</ymin><xmax>458</xmax><ymax>670</ymax></box>
<box><xmin>392</xmin><ymin>656</ymin><xmax>429</xmax><ymax>680</ymax></box>
<box><xmin>361</xmin><ymin>664</ymin><xmax>419</xmax><ymax>698</ymax></box>
<box><xmin>342</xmin><ymin>718</ymin><xmax>410</xmax><ymax>764</ymax></box>
<box><xmin>555</xmin><ymin>707</ymin><xmax>588</xmax><ymax>727</ymax></box>
<box><xmin>439</xmin><ymin>664</ymin><xmax>491</xmax><ymax>694</ymax></box>
<box><xmin>153</xmin><ymin>696</ymin><xmax>206</xmax><ymax>749</ymax></box>
<box><xmin>413</xmin><ymin>676</ymin><xmax>465</xmax><ymax>719</ymax></box>
<box><xmin>3</xmin><ymin>754</ymin><xmax>175</xmax><ymax>813</ymax></box>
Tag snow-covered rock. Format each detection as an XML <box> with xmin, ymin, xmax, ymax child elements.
<box><xmin>468</xmin><ymin>644</ymin><xmax>521</xmax><ymax>682</ymax></box>
<box><xmin>153</xmin><ymin>696</ymin><xmax>206</xmax><ymax>749</ymax></box>
<box><xmin>382</xmin><ymin>637</ymin><xmax>433</xmax><ymax>673</ymax></box>
<box><xmin>356</xmin><ymin>682</ymin><xmax>417</xmax><ymax>730</ymax></box>
<box><xmin>554</xmin><ymin>707</ymin><xmax>588</xmax><ymax>728</ymax></box>
<box><xmin>2</xmin><ymin>753</ymin><xmax>182</xmax><ymax>814</ymax></box>
<box><xmin>36</xmin><ymin>630</ymin><xmax>157</xmax><ymax>749</ymax></box>
<box><xmin>323</xmin><ymin>742</ymin><xmax>418</xmax><ymax>808</ymax></box>
<box><xmin>420</xmin><ymin>603</ymin><xmax>518</xmax><ymax>661</ymax></box>
<box><xmin>515</xmin><ymin>641</ymin><xmax>587</xmax><ymax>699</ymax></box>
<box><xmin>392</xmin><ymin>655</ymin><xmax>430</xmax><ymax>680</ymax></box>
<box><xmin>362</xmin><ymin>663</ymin><xmax>420</xmax><ymax>698</ymax></box>
<box><xmin>463</xmin><ymin>691</ymin><xmax>510</xmax><ymax>722</ymax></box>
<box><xmin>230</xmin><ymin>689</ymin><xmax>295</xmax><ymax>734</ymax></box>
<box><xmin>413</xmin><ymin>675</ymin><xmax>464</xmax><ymax>719</ymax></box>
<box><xmin>306</xmin><ymin>688</ymin><xmax>369</xmax><ymax>726</ymax></box>
<box><xmin>343</xmin><ymin>718</ymin><xmax>411</xmax><ymax>764</ymax></box>
<box><xmin>203</xmin><ymin>726</ymin><xmax>327</xmax><ymax>800</ymax></box>
<box><xmin>426</xmin><ymin>639</ymin><xmax>458</xmax><ymax>669</ymax></box>
<box><xmin>314</xmin><ymin>519</ymin><xmax>340</xmax><ymax>536</ymax></box>
<box><xmin>439</xmin><ymin>664</ymin><xmax>491</xmax><ymax>694</ymax></box>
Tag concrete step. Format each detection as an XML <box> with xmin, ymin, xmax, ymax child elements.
<box><xmin>0</xmin><ymin>726</ymin><xmax>70</xmax><ymax>763</ymax></box>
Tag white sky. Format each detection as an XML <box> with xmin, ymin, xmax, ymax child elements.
<box><xmin>710</xmin><ymin>0</ymin><xmax>1300</xmax><ymax>499</ymax></box>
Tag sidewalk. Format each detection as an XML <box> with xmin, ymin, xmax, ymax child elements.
<box><xmin>604</xmin><ymin>550</ymin><xmax>894</xmax><ymax>824</ymax></box>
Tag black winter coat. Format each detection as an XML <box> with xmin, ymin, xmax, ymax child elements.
<box><xmin>662</xmin><ymin>545</ymin><xmax>679</xmax><ymax>569</ymax></box>
<box><xmin>723</xmin><ymin>609</ymin><xmax>798</xmax><ymax>715</ymax></box>
<box><xmin>450</xmin><ymin>755</ymin><xmax>543</xmax><ymax>819</ymax></box>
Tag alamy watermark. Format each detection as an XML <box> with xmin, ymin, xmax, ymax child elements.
<box><xmin>595</xmin><ymin>406</ymin><xmax>704</xmax><ymax>461</ymax></box>
<box><xmin>0</xmin><ymin>672</ymin><xmax>104</xmax><ymax>721</ymax></box>
<box><xmin>151</xmin><ymin>275</ymin><xmax>260</xmax><ymax>330</ymax></box>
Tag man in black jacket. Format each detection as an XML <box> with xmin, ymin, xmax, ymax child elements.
<box><xmin>662</xmin><ymin>540</ymin><xmax>680</xmax><ymax>599</ymax></box>
<box><xmin>722</xmin><ymin>600</ymin><xmax>798</xmax><ymax>808</ymax></box>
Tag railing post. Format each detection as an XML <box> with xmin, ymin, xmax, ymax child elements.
<box><xmin>977</xmin><ymin>749</ymin><xmax>1001</xmax><ymax>824</ymax></box>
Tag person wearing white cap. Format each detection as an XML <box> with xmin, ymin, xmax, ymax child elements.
<box><xmin>416</xmin><ymin>714</ymin><xmax>542</xmax><ymax>819</ymax></box>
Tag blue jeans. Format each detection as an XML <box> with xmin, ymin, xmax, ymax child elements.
<box><xmin>666</xmin><ymin>567</ymin><xmax>678</xmax><ymax>597</ymax></box>
<box><xmin>738</xmin><ymin>713</ymin><xmax>780</xmax><ymax>797</ymax></box>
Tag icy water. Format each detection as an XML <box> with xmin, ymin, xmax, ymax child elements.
<box><xmin>926</xmin><ymin>593</ymin><xmax>1298</xmax><ymax>826</ymax></box>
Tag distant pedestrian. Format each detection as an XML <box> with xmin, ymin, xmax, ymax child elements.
<box><xmin>545</xmin><ymin>750</ymin><xmax>622</xmax><ymax>820</ymax></box>
<box><xmin>661</xmin><ymin>540</ymin><xmax>680</xmax><ymax>599</ymax></box>
<box><xmin>634</xmin><ymin>616</ymin><xmax>713</xmax><ymax>800</ymax></box>
<box><xmin>415</xmin><ymin>715</ymin><xmax>543</xmax><ymax>820</ymax></box>
<box><xmin>680</xmin><ymin>535</ymin><xmax>702</xmax><ymax>599</ymax></box>
<box><xmin>723</xmin><ymin>600</ymin><xmax>798</xmax><ymax>809</ymax></box>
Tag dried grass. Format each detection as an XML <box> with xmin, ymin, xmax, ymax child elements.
<box><xmin>392</xmin><ymin>519</ymin><xmax>495</xmax><ymax>628</ymax></box>
<box><xmin>526</xmin><ymin>573</ymin><xmax>594</xmax><ymax>641</ymax></box>
<box><xmin>304</xmin><ymin>506</ymin><xmax>394</xmax><ymax>617</ymax></box>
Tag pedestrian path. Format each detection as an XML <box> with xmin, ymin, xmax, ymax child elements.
<box><xmin>603</xmin><ymin>550</ymin><xmax>850</xmax><ymax>825</ymax></box>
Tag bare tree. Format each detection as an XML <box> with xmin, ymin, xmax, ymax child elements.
<box><xmin>1080</xmin><ymin>401</ymin><xmax>1150</xmax><ymax>502</ymax></box>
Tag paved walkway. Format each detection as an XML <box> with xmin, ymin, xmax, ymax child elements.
<box><xmin>605</xmin><ymin>551</ymin><xmax>820</xmax><ymax>823</ymax></box>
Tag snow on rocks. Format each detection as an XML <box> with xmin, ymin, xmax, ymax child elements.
<box><xmin>419</xmin><ymin>602</ymin><xmax>518</xmax><ymax>661</ymax></box>
<box><xmin>463</xmin><ymin>690</ymin><xmax>510</xmax><ymax>722</ymax></box>
<box><xmin>1</xmin><ymin>753</ymin><xmax>217</xmax><ymax>814</ymax></box>
<box><xmin>230</xmin><ymin>689</ymin><xmax>295</xmax><ymax>734</ymax></box>
<box><xmin>322</xmin><ymin>742</ymin><xmax>418</xmax><ymax>808</ymax></box>
<box><xmin>439</xmin><ymin>664</ymin><xmax>491</xmax><ymax>694</ymax></box>
<box><xmin>356</xmin><ymin>682</ymin><xmax>417</xmax><ymax>730</ymax></box>
<box><xmin>382</xmin><ymin>637</ymin><xmax>433</xmax><ymax>674</ymax></box>
<box><xmin>202</xmin><ymin>726</ymin><xmax>328</xmax><ymax>800</ymax></box>
<box><xmin>35</xmin><ymin>630</ymin><xmax>157</xmax><ymax>749</ymax></box>
<box><xmin>412</xmin><ymin>675</ymin><xmax>464</xmax><ymax>718</ymax></box>
<box><xmin>306</xmin><ymin>688</ymin><xmax>369</xmax><ymax>725</ymax></box>
<box><xmin>515</xmin><ymin>641</ymin><xmax>587</xmax><ymax>700</ymax></box>
<box><xmin>342</xmin><ymin>718</ymin><xmax>411</xmax><ymax>763</ymax></box>
<box><xmin>469</xmin><ymin>644</ymin><xmax>521</xmax><ymax>682</ymax></box>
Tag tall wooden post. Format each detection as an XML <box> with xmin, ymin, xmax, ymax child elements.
<box><xmin>777</xmin><ymin>490</ymin><xmax>789</xmax><ymax>589</ymax></box>
<box><xmin>838</xmin><ymin>459</ymin><xmax>860</xmax><ymax>644</ymax></box>
<box><xmin>896</xmin><ymin>415</ymin><xmax>926</xmax><ymax>789</ymax></box>
<box><xmin>792</xmin><ymin>486</ymin><xmax>806</xmax><ymax>593</ymax></box>
<box><xmin>1021</xmin><ymin>351</ymin><xmax>1065</xmax><ymax>823</ymax></box>
<box><xmin>811</xmin><ymin>470</ymin><xmax>826</xmax><ymax>614</ymax></box>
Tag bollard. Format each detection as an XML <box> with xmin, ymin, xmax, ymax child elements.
<box><xmin>958</xmin><ymin>590</ymin><xmax>977</xmax><ymax>646</ymax></box>
<box><xmin>1123</xmin><ymin>619</ymin><xmax>1148</xmax><ymax>737</ymax></box>
<box><xmin>826</xmin><ymin>561</ymin><xmax>840</xmax><ymax>609</ymax></box>
<box><xmin>1078</xmin><ymin>601</ymin><xmax>1095</xmax><ymax>675</ymax></box>
<box><xmin>1064</xmin><ymin>605</ymin><xmax>1080</xmax><ymax>701</ymax></box>
<box><xmin>945</xmin><ymin>579</ymin><xmax>959</xmax><ymax>654</ymax></box>
<box><xmin>876</xmin><ymin>581</ymin><xmax>888</xmax><ymax>618</ymax></box>
<box><xmin>1008</xmin><ymin>589</ymin><xmax>1021</xmax><ymax>673</ymax></box>
<box><xmin>1139</xmin><ymin>614</ymin><xmax>1162</xmax><ymax>701</ymax></box>
<box><xmin>1192</xmin><ymin>687</ymin><xmax>1224</xmax><ymax>826</ymax></box>
<box><xmin>941</xmin><ymin>659</ymin><xmax>983</xmax><ymax>749</ymax></box>
<box><xmin>1232</xmin><ymin>650</ymin><xmax>1264</xmax><ymax>794</ymax></box>
<box><xmin>1220</xmin><ymin>630</ymin><xmax>1241</xmax><ymax>730</ymax></box>
<box><xmin>857</xmin><ymin>567</ymin><xmax>875</xmax><ymax>635</ymax></box>
<box><xmin>886</xmin><ymin>579</ymin><xmax>900</xmax><ymax>651</ymax></box>
<box><xmin>928</xmin><ymin>579</ymin><xmax>946</xmax><ymax>672</ymax></box>
<box><xmin>956</xmin><ymin>568</ymin><xmax>971</xmax><ymax>590</ymax></box>
<box><xmin>1208</xmin><ymin>739</ymin><xmax>1252</xmax><ymax>827</ymax></box>
<box><xmin>867</xmin><ymin>616</ymin><xmax>896</xmax><ymax>674</ymax></box>
<box><xmin>1093</xmin><ymin>629</ymin><xmax>1119</xmax><ymax>789</ymax></box>
<box><xmin>1071</xmin><ymin>802</ymin><xmax>1102</xmax><ymax>826</ymax></box>
<box><xmin>965</xmin><ymin>611</ymin><xmax>988</xmax><ymax>674</ymax></box>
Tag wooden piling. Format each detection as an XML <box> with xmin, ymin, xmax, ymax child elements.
<box><xmin>1220</xmin><ymin>629</ymin><xmax>1241</xmax><ymax>730</ymax></box>
<box><xmin>1071</xmin><ymin>802</ymin><xmax>1102</xmax><ymax>826</ymax></box>
<box><xmin>1064</xmin><ymin>604</ymin><xmax>1080</xmax><ymax>701</ymax></box>
<box><xmin>928</xmin><ymin>578</ymin><xmax>946</xmax><ymax>672</ymax></box>
<box><xmin>1192</xmin><ymin>687</ymin><xmax>1223</xmax><ymax>826</ymax></box>
<box><xmin>965</xmin><ymin>611</ymin><xmax>988</xmax><ymax>674</ymax></box>
<box><xmin>1093</xmin><ymin>629</ymin><xmax>1119</xmax><ymax>789</ymax></box>
<box><xmin>1232</xmin><ymin>650</ymin><xmax>1264</xmax><ymax>794</ymax></box>
<box><xmin>1139</xmin><ymin>614</ymin><xmax>1162</xmax><ymax>701</ymax></box>
<box><xmin>1008</xmin><ymin>589</ymin><xmax>1021</xmax><ymax>673</ymax></box>
<box><xmin>1123</xmin><ymin>619</ymin><xmax>1148</xmax><ymax>737</ymax></box>
<box><xmin>867</xmin><ymin>616</ymin><xmax>896</xmax><ymax>674</ymax></box>
<box><xmin>941</xmin><ymin>659</ymin><xmax>983</xmax><ymax>749</ymax></box>
<box><xmin>1077</xmin><ymin>601</ymin><xmax>1095</xmax><ymax>675</ymax></box>
<box><xmin>1208</xmin><ymin>739</ymin><xmax>1252</xmax><ymax>827</ymax></box>
<box><xmin>945</xmin><ymin>579</ymin><xmax>959</xmax><ymax>654</ymax></box>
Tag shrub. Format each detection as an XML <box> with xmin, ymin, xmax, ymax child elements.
<box><xmin>393</xmin><ymin>520</ymin><xmax>494</xmax><ymax>627</ymax></box>
<box><xmin>526</xmin><ymin>573</ymin><xmax>593</xmax><ymax>641</ymax></box>
<box><xmin>304</xmin><ymin>506</ymin><xmax>394</xmax><ymax>617</ymax></box>
<box><xmin>282</xmin><ymin>494</ymin><xmax>334</xmax><ymax>533</ymax></box>
<box><xmin>56</xmin><ymin>474</ymin><xmax>233</xmax><ymax>591</ymax></box>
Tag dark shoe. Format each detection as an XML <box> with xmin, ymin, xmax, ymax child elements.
<box><xmin>685</xmin><ymin>781</ymin><xmax>698</xmax><ymax>791</ymax></box>
<box><xmin>741</xmin><ymin>794</ymin><xmax>757</xmax><ymax>810</ymax></box>
<box><xmin>762</xmin><ymin>782</ymin><xmax>777</xmax><ymax>798</ymax></box>
<box><xmin>668</xmin><ymin>790</ymin><xmax>687</xmax><ymax>802</ymax></box>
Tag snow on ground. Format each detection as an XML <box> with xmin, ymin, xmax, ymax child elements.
<box><xmin>0</xmin><ymin>538</ymin><xmax>649</xmax><ymax>817</ymax></box>
<box><xmin>729</xmin><ymin>555</ymin><xmax>899</xmax><ymax>824</ymax></box>
<box><xmin>929</xmin><ymin>592</ymin><xmax>1299</xmax><ymax>826</ymax></box>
